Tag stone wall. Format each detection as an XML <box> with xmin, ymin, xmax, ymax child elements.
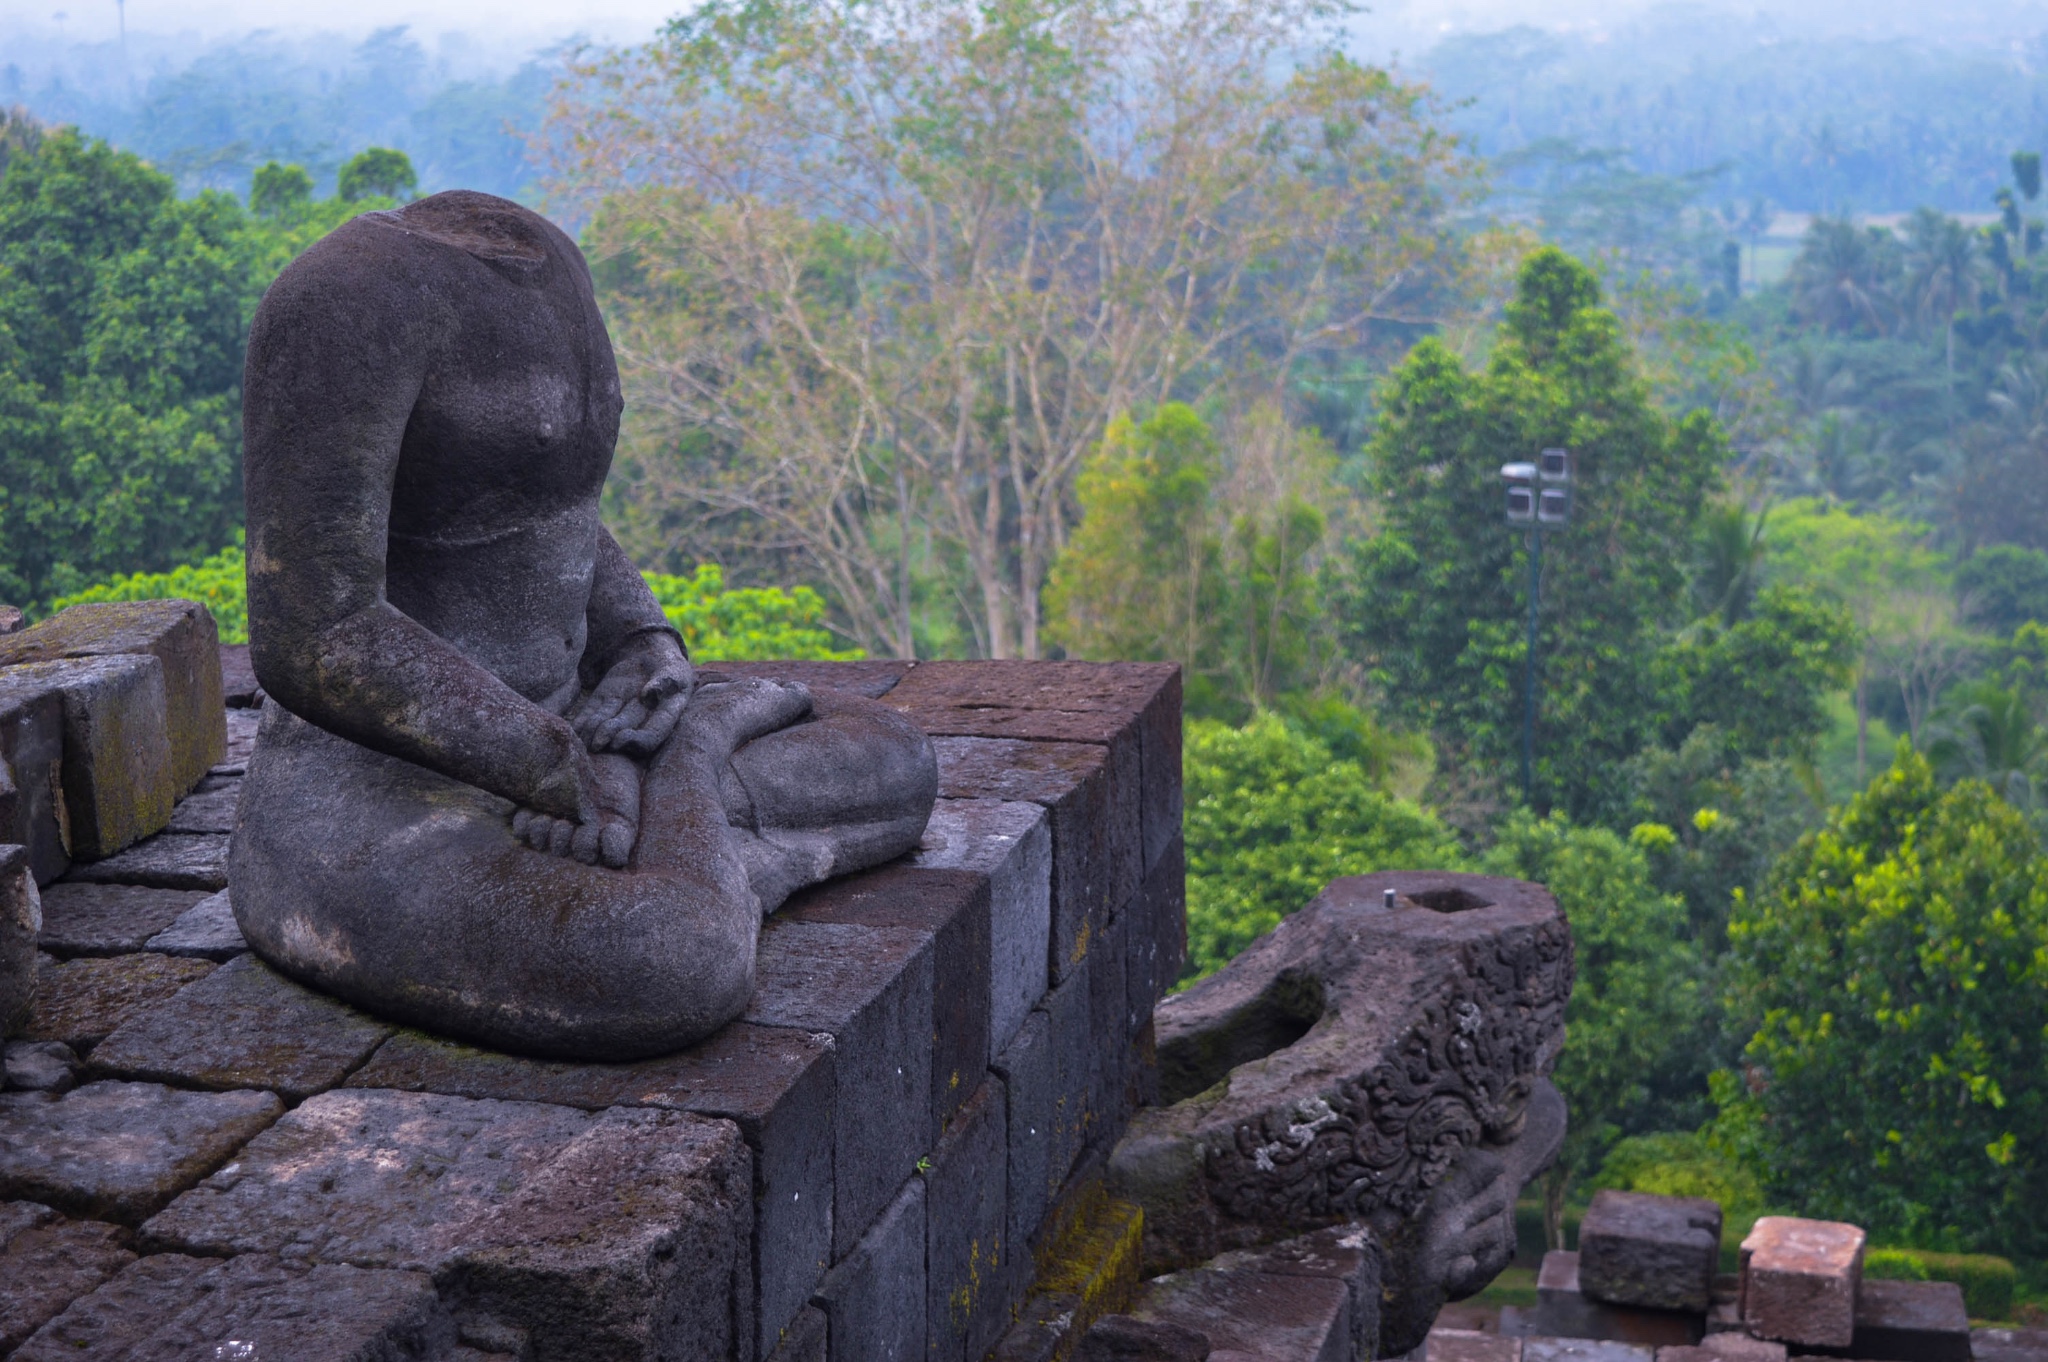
<box><xmin>0</xmin><ymin>631</ymin><xmax>1184</xmax><ymax>1362</ymax></box>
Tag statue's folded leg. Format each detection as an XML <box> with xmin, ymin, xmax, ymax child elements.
<box><xmin>229</xmin><ymin>706</ymin><xmax>760</xmax><ymax>1061</ymax></box>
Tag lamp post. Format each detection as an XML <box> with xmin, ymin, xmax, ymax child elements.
<box><xmin>1500</xmin><ymin>449</ymin><xmax>1571</xmax><ymax>805</ymax></box>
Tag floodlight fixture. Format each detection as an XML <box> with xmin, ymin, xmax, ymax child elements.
<box><xmin>1540</xmin><ymin>447</ymin><xmax>1571</xmax><ymax>482</ymax></box>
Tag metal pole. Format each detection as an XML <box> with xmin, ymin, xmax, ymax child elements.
<box><xmin>1523</xmin><ymin>523</ymin><xmax>1540</xmax><ymax>805</ymax></box>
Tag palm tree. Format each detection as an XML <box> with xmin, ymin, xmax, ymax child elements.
<box><xmin>1788</xmin><ymin>218</ymin><xmax>1895</xmax><ymax>335</ymax></box>
<box><xmin>1922</xmin><ymin>678</ymin><xmax>2048</xmax><ymax>809</ymax></box>
<box><xmin>1693</xmin><ymin>501</ymin><xmax>1770</xmax><ymax>626</ymax></box>
<box><xmin>1902</xmin><ymin>207</ymin><xmax>1980</xmax><ymax>405</ymax></box>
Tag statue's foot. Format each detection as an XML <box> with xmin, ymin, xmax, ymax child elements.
<box><xmin>675</xmin><ymin>677</ymin><xmax>815</xmax><ymax>759</ymax></box>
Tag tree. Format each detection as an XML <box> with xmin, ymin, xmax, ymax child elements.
<box><xmin>1919</xmin><ymin>678</ymin><xmax>2048</xmax><ymax>808</ymax></box>
<box><xmin>1181</xmin><ymin>713</ymin><xmax>1464</xmax><ymax>980</ymax></box>
<box><xmin>1342</xmin><ymin>247</ymin><xmax>1721</xmax><ymax>821</ymax></box>
<box><xmin>1481</xmin><ymin>812</ymin><xmax>1703</xmax><ymax>1246</ymax></box>
<box><xmin>1788</xmin><ymin>218</ymin><xmax>1898</xmax><ymax>335</ymax></box>
<box><xmin>336</xmin><ymin>146</ymin><xmax>416</xmax><ymax>202</ymax></box>
<box><xmin>250</xmin><ymin>161</ymin><xmax>314</xmax><ymax>218</ymax></box>
<box><xmin>550</xmin><ymin>0</ymin><xmax>1475</xmax><ymax>657</ymax></box>
<box><xmin>1657</xmin><ymin>584</ymin><xmax>1859</xmax><ymax>764</ymax></box>
<box><xmin>1723</xmin><ymin>749</ymin><xmax>2048</xmax><ymax>1256</ymax></box>
<box><xmin>1957</xmin><ymin>545</ymin><xmax>2048</xmax><ymax>635</ymax></box>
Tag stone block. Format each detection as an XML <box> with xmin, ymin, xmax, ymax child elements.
<box><xmin>1522</xmin><ymin>1341</ymin><xmax>1658</xmax><ymax>1362</ymax></box>
<box><xmin>12</xmin><ymin>1252</ymin><xmax>453</xmax><ymax>1362</ymax></box>
<box><xmin>2</xmin><ymin>844</ymin><xmax>38</xmax><ymax>1033</ymax></box>
<box><xmin>0</xmin><ymin>682</ymin><xmax>68</xmax><ymax>884</ymax></box>
<box><xmin>216</xmin><ymin>705</ymin><xmax>261</xmax><ymax>775</ymax></box>
<box><xmin>1077</xmin><ymin>1313</ymin><xmax>1211</xmax><ymax>1361</ymax></box>
<box><xmin>1090</xmin><ymin>901</ymin><xmax>1131</xmax><ymax>1132</ymax></box>
<box><xmin>993</xmin><ymin>1006</ymin><xmax>1055</xmax><ymax>1255</ymax></box>
<box><xmin>34</xmin><ymin>882</ymin><xmax>208</xmax><ymax>958</ymax></box>
<box><xmin>141</xmin><ymin>1089</ymin><xmax>755</xmax><ymax>1361</ymax></box>
<box><xmin>0</xmin><ymin>1216</ymin><xmax>136</xmax><ymax>1353</ymax></box>
<box><xmin>1503</xmin><ymin>1253</ymin><xmax>1703</xmax><ymax>1347</ymax></box>
<box><xmin>91</xmin><ymin>952</ymin><xmax>394</xmax><ymax>1100</ymax></box>
<box><xmin>769</xmin><ymin>1304</ymin><xmax>830</xmax><ymax>1362</ymax></box>
<box><xmin>1580</xmin><ymin>1190</ymin><xmax>1723</xmax><ymax>1312</ymax></box>
<box><xmin>0</xmin><ymin>1080</ymin><xmax>280</xmax><ymax>1223</ymax></box>
<box><xmin>219</xmin><ymin>642</ymin><xmax>262</xmax><ymax>706</ymax></box>
<box><xmin>19</xmin><ymin>951</ymin><xmax>214</xmax><ymax>1051</ymax></box>
<box><xmin>0</xmin><ymin>1198</ymin><xmax>58</xmax><ymax>1245</ymax></box>
<box><xmin>931</xmin><ymin>734</ymin><xmax>1136</xmax><ymax>984</ymax></box>
<box><xmin>63</xmin><ymin>831</ymin><xmax>229</xmax><ymax>890</ymax></box>
<box><xmin>1125</xmin><ymin>835</ymin><xmax>1187</xmax><ymax>1033</ymax></box>
<box><xmin>350</xmin><ymin>1021</ymin><xmax>834</xmax><ymax>1361</ymax></box>
<box><xmin>706</xmin><ymin>659</ymin><xmax>914</xmax><ymax>699</ymax></box>
<box><xmin>1973</xmin><ymin>1328</ymin><xmax>2048</xmax><ymax>1362</ymax></box>
<box><xmin>927</xmin><ymin>1077</ymin><xmax>1010</xmax><ymax>1362</ymax></box>
<box><xmin>0</xmin><ymin>599</ymin><xmax>226</xmax><ymax>793</ymax></box>
<box><xmin>1117</xmin><ymin>872</ymin><xmax>1572</xmax><ymax>1275</ymax></box>
<box><xmin>813</xmin><ymin>1174</ymin><xmax>925</xmax><ymax>1362</ymax></box>
<box><xmin>744</xmin><ymin>917</ymin><xmax>931</xmax><ymax>1260</ymax></box>
<box><xmin>781</xmin><ymin>863</ymin><xmax>990</xmax><ymax>1142</ymax></box>
<box><xmin>910</xmin><ymin>796</ymin><xmax>1052</xmax><ymax>1060</ymax></box>
<box><xmin>1431</xmin><ymin>1332</ymin><xmax>1526</xmax><ymax>1362</ymax></box>
<box><xmin>0</xmin><ymin>606</ymin><xmax>19</xmax><ymax>635</ymax></box>
<box><xmin>0</xmin><ymin>656</ymin><xmax>174</xmax><ymax>860</ymax></box>
<box><xmin>1816</xmin><ymin>1278</ymin><xmax>1971</xmax><ymax>1362</ymax></box>
<box><xmin>143</xmin><ymin>887</ymin><xmax>249</xmax><ymax>960</ymax></box>
<box><xmin>167</xmin><ymin>775</ymin><xmax>240</xmax><ymax>834</ymax></box>
<box><xmin>1739</xmin><ymin>1216</ymin><xmax>1865</xmax><ymax>1348</ymax></box>
<box><xmin>1212</xmin><ymin>1223</ymin><xmax>1383</xmax><ymax>1362</ymax></box>
<box><xmin>1127</xmin><ymin>1260</ymin><xmax>1353</xmax><ymax>1362</ymax></box>
<box><xmin>4</xmin><ymin>1040</ymin><xmax>81</xmax><ymax>1092</ymax></box>
<box><xmin>1695</xmin><ymin>1333</ymin><xmax>1785</xmax><ymax>1362</ymax></box>
<box><xmin>1044</xmin><ymin>957</ymin><xmax>1097</xmax><ymax>1192</ymax></box>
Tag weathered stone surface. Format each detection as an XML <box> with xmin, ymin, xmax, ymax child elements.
<box><xmin>1522</xmin><ymin>1339</ymin><xmax>1658</xmax><ymax>1362</ymax></box>
<box><xmin>143</xmin><ymin>888</ymin><xmax>248</xmax><ymax>960</ymax></box>
<box><xmin>1076</xmin><ymin>1314</ymin><xmax>1211</xmax><ymax>1361</ymax></box>
<box><xmin>64</xmin><ymin>831</ymin><xmax>228</xmax><ymax>890</ymax></box>
<box><xmin>1113</xmin><ymin>872</ymin><xmax>1572</xmax><ymax>1280</ymax></box>
<box><xmin>1125</xmin><ymin>835</ymin><xmax>1187</xmax><ymax>1039</ymax></box>
<box><xmin>0</xmin><ymin>1216</ymin><xmax>136</xmax><ymax>1353</ymax></box>
<box><xmin>0</xmin><ymin>1197</ymin><xmax>57</xmax><ymax>1244</ymax></box>
<box><xmin>1044</xmin><ymin>957</ymin><xmax>1098</xmax><ymax>1194</ymax></box>
<box><xmin>12</xmin><ymin>1251</ymin><xmax>453</xmax><ymax>1361</ymax></box>
<box><xmin>708</xmin><ymin>659</ymin><xmax>913</xmax><ymax>699</ymax></box>
<box><xmin>166</xmin><ymin>775</ymin><xmax>240</xmax><ymax>834</ymax></box>
<box><xmin>0</xmin><ymin>683</ymin><xmax>68</xmax><ymax>885</ymax></box>
<box><xmin>993</xmin><ymin>1006</ymin><xmax>1055</xmax><ymax>1253</ymax></box>
<box><xmin>34</xmin><ymin>882</ymin><xmax>208</xmax><ymax>958</ymax></box>
<box><xmin>0</xmin><ymin>1080</ymin><xmax>280</xmax><ymax>1223</ymax></box>
<box><xmin>1126</xmin><ymin>1260</ymin><xmax>1353</xmax><ymax>1362</ymax></box>
<box><xmin>213</xmin><ymin>704</ymin><xmax>260</xmax><ymax>774</ymax></box>
<box><xmin>910</xmin><ymin>796</ymin><xmax>1052</xmax><ymax>1060</ymax></box>
<box><xmin>768</xmin><ymin>1304</ymin><xmax>829</xmax><ymax>1362</ymax></box>
<box><xmin>1816</xmin><ymin>1278</ymin><xmax>1971</xmax><ymax>1362</ymax></box>
<box><xmin>1580</xmin><ymin>1190</ymin><xmax>1722</xmax><ymax>1312</ymax></box>
<box><xmin>0</xmin><ymin>656</ymin><xmax>175</xmax><ymax>861</ymax></box>
<box><xmin>927</xmin><ymin>1078</ymin><xmax>1010</xmax><ymax>1362</ymax></box>
<box><xmin>781</xmin><ymin>863</ymin><xmax>990</xmax><ymax>1142</ymax></box>
<box><xmin>1973</xmin><ymin>1328</ymin><xmax>2048</xmax><ymax>1362</ymax></box>
<box><xmin>219</xmin><ymin>642</ymin><xmax>262</xmax><ymax>706</ymax></box>
<box><xmin>1433</xmin><ymin>1332</ymin><xmax>1527</xmax><ymax>1362</ymax></box>
<box><xmin>142</xmin><ymin>1088</ymin><xmax>754</xmax><ymax>1360</ymax></box>
<box><xmin>1739</xmin><ymin>1217</ymin><xmax>1864</xmax><ymax>1348</ymax></box>
<box><xmin>814</xmin><ymin>1174</ymin><xmax>926</xmax><ymax>1362</ymax></box>
<box><xmin>1506</xmin><ymin>1252</ymin><xmax>1703</xmax><ymax>1348</ymax></box>
<box><xmin>0</xmin><ymin>599</ymin><xmax>226</xmax><ymax>793</ymax></box>
<box><xmin>19</xmin><ymin>951</ymin><xmax>214</xmax><ymax>1050</ymax></box>
<box><xmin>744</xmin><ymin>917</ymin><xmax>933</xmax><ymax>1257</ymax></box>
<box><xmin>349</xmin><ymin>1021</ymin><xmax>835</xmax><ymax>1361</ymax></box>
<box><xmin>1088</xmin><ymin>900</ymin><xmax>1130</xmax><ymax>1131</ymax></box>
<box><xmin>4</xmin><ymin>1040</ymin><xmax>80</xmax><ymax>1092</ymax></box>
<box><xmin>0</xmin><ymin>606</ymin><xmax>20</xmax><ymax>635</ymax></box>
<box><xmin>1695</xmin><ymin>1332</ymin><xmax>1785</xmax><ymax>1362</ymax></box>
<box><xmin>2</xmin><ymin>844</ymin><xmax>39</xmax><ymax>1033</ymax></box>
<box><xmin>1211</xmin><ymin>1223</ymin><xmax>1383</xmax><ymax>1362</ymax></box>
<box><xmin>932</xmin><ymin>735</ymin><xmax>1135</xmax><ymax>984</ymax></box>
<box><xmin>92</xmin><ymin>952</ymin><xmax>394</xmax><ymax>1099</ymax></box>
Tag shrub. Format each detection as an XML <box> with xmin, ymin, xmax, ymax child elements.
<box><xmin>51</xmin><ymin>542</ymin><xmax>248</xmax><ymax>641</ymax></box>
<box><xmin>1867</xmin><ymin>1248</ymin><xmax>2017</xmax><ymax>1320</ymax></box>
<box><xmin>642</xmin><ymin>565</ymin><xmax>862</xmax><ymax>662</ymax></box>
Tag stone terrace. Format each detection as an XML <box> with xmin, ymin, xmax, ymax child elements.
<box><xmin>0</xmin><ymin>639</ymin><xmax>1184</xmax><ymax>1362</ymax></box>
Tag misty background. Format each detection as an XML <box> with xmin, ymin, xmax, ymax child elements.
<box><xmin>6</xmin><ymin>0</ymin><xmax>2048</xmax><ymax>216</ymax></box>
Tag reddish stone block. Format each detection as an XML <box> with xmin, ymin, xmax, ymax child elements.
<box><xmin>702</xmin><ymin>659</ymin><xmax>913</xmax><ymax>699</ymax></box>
<box><xmin>1431</xmin><ymin>1331</ymin><xmax>1525</xmax><ymax>1362</ymax></box>
<box><xmin>1827</xmin><ymin>1278</ymin><xmax>1972</xmax><ymax>1362</ymax></box>
<box><xmin>1740</xmin><ymin>1216</ymin><xmax>1865</xmax><ymax>1348</ymax></box>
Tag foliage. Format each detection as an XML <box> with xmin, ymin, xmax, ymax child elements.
<box><xmin>642</xmin><ymin>565</ymin><xmax>864</xmax><ymax>662</ymax></box>
<box><xmin>336</xmin><ymin>147</ymin><xmax>417</xmax><ymax>202</ymax></box>
<box><xmin>1657</xmin><ymin>584</ymin><xmax>1859</xmax><ymax>764</ymax></box>
<box><xmin>1045</xmin><ymin>404</ymin><xmax>1344</xmax><ymax>719</ymax></box>
<box><xmin>50</xmin><ymin>540</ymin><xmax>249</xmax><ymax>642</ymax></box>
<box><xmin>1342</xmin><ymin>248</ymin><xmax>1722</xmax><ymax>821</ymax></box>
<box><xmin>1723</xmin><ymin>747</ymin><xmax>2048</xmax><ymax>1256</ymax></box>
<box><xmin>1958</xmin><ymin>546</ymin><xmax>2048</xmax><ymax>636</ymax></box>
<box><xmin>1181</xmin><ymin>712</ymin><xmax>1464</xmax><ymax>981</ymax></box>
<box><xmin>1590</xmin><ymin>1129</ymin><xmax>1766</xmax><ymax>1221</ymax></box>
<box><xmin>250</xmin><ymin>162</ymin><xmax>314</xmax><ymax>218</ymax></box>
<box><xmin>553</xmin><ymin>0</ymin><xmax>1477</xmax><ymax>658</ymax></box>
<box><xmin>1480</xmin><ymin>811</ymin><xmax>1704</xmax><ymax>1242</ymax></box>
<box><xmin>1865</xmin><ymin>1248</ymin><xmax>2018</xmax><ymax>1320</ymax></box>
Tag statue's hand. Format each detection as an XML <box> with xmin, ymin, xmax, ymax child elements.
<box><xmin>1419</xmin><ymin>1146</ymin><xmax>1519</xmax><ymax>1301</ymax></box>
<box><xmin>511</xmin><ymin>750</ymin><xmax>641</xmax><ymax>868</ymax></box>
<box><xmin>571</xmin><ymin>631</ymin><xmax>694</xmax><ymax>756</ymax></box>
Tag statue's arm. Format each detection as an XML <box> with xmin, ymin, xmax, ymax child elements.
<box><xmin>582</xmin><ymin>527</ymin><xmax>686</xmax><ymax>683</ymax></box>
<box><xmin>241</xmin><ymin>246</ymin><xmax>594</xmax><ymax>821</ymax></box>
<box><xmin>570</xmin><ymin>527</ymin><xmax>695</xmax><ymax>755</ymax></box>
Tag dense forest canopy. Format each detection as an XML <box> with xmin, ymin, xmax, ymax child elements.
<box><xmin>16</xmin><ymin>0</ymin><xmax>2048</xmax><ymax>1279</ymax></box>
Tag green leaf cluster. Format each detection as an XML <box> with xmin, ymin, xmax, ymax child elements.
<box><xmin>641</xmin><ymin>565</ymin><xmax>865</xmax><ymax>662</ymax></box>
<box><xmin>51</xmin><ymin>539</ymin><xmax>249</xmax><ymax>642</ymax></box>
<box><xmin>1723</xmin><ymin>745</ymin><xmax>2048</xmax><ymax>1255</ymax></box>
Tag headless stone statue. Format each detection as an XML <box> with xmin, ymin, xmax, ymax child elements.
<box><xmin>228</xmin><ymin>191</ymin><xmax>938</xmax><ymax>1060</ymax></box>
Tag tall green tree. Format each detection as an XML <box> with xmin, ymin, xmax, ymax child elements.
<box><xmin>1723</xmin><ymin>749</ymin><xmax>2048</xmax><ymax>1256</ymax></box>
<box><xmin>1342</xmin><ymin>247</ymin><xmax>1721</xmax><ymax>820</ymax></box>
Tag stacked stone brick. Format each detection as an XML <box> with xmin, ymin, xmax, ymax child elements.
<box><xmin>0</xmin><ymin>613</ymin><xmax>1186</xmax><ymax>1362</ymax></box>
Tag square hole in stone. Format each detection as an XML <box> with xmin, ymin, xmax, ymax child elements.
<box><xmin>1407</xmin><ymin>887</ymin><xmax>1491</xmax><ymax>914</ymax></box>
